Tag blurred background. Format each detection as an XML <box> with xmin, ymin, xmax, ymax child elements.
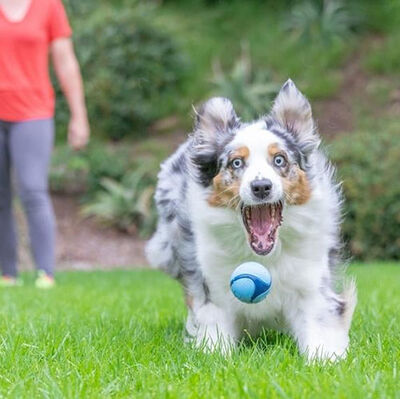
<box><xmin>18</xmin><ymin>0</ymin><xmax>400</xmax><ymax>270</ymax></box>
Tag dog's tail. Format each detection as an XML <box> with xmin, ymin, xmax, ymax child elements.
<box><xmin>341</xmin><ymin>279</ymin><xmax>357</xmax><ymax>331</ymax></box>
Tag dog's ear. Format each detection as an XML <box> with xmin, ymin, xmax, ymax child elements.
<box><xmin>271</xmin><ymin>79</ymin><xmax>320</xmax><ymax>156</ymax></box>
<box><xmin>194</xmin><ymin>97</ymin><xmax>238</xmax><ymax>138</ymax></box>
<box><xmin>191</xmin><ymin>97</ymin><xmax>238</xmax><ymax>187</ymax></box>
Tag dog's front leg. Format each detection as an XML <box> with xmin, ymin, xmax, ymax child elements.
<box><xmin>289</xmin><ymin>294</ymin><xmax>352</xmax><ymax>362</ymax></box>
<box><xmin>185</xmin><ymin>299</ymin><xmax>237</xmax><ymax>355</ymax></box>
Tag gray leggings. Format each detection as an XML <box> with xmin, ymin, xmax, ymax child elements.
<box><xmin>0</xmin><ymin>119</ymin><xmax>55</xmax><ymax>277</ymax></box>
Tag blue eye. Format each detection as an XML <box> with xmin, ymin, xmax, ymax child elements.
<box><xmin>231</xmin><ymin>158</ymin><xmax>243</xmax><ymax>169</ymax></box>
<box><xmin>274</xmin><ymin>155</ymin><xmax>286</xmax><ymax>167</ymax></box>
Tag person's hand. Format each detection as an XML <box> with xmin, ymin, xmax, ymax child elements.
<box><xmin>68</xmin><ymin>114</ymin><xmax>90</xmax><ymax>150</ymax></box>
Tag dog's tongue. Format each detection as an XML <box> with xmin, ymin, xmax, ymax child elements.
<box><xmin>251</xmin><ymin>205</ymin><xmax>273</xmax><ymax>235</ymax></box>
<box><xmin>243</xmin><ymin>204</ymin><xmax>282</xmax><ymax>255</ymax></box>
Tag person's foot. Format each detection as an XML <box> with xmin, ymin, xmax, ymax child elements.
<box><xmin>35</xmin><ymin>271</ymin><xmax>55</xmax><ymax>289</ymax></box>
<box><xmin>0</xmin><ymin>276</ymin><xmax>23</xmax><ymax>287</ymax></box>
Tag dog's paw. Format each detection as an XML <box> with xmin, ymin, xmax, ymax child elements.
<box><xmin>184</xmin><ymin>302</ymin><xmax>237</xmax><ymax>356</ymax></box>
<box><xmin>194</xmin><ymin>331</ymin><xmax>235</xmax><ymax>356</ymax></box>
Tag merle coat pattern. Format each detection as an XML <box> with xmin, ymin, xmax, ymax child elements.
<box><xmin>146</xmin><ymin>80</ymin><xmax>356</xmax><ymax>360</ymax></box>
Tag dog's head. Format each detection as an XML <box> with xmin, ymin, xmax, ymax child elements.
<box><xmin>191</xmin><ymin>79</ymin><xmax>320</xmax><ymax>256</ymax></box>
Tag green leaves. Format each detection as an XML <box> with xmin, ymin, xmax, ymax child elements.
<box><xmin>331</xmin><ymin>128</ymin><xmax>400</xmax><ymax>260</ymax></box>
<box><xmin>284</xmin><ymin>0</ymin><xmax>362</xmax><ymax>44</ymax></box>
<box><xmin>56</xmin><ymin>3</ymin><xmax>187</xmax><ymax>140</ymax></box>
<box><xmin>82</xmin><ymin>169</ymin><xmax>157</xmax><ymax>237</ymax></box>
<box><xmin>211</xmin><ymin>44</ymin><xmax>280</xmax><ymax>121</ymax></box>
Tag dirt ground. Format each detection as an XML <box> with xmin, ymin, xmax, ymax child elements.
<box><xmin>17</xmin><ymin>195</ymin><xmax>147</xmax><ymax>272</ymax></box>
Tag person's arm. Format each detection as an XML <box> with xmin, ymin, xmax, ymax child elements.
<box><xmin>51</xmin><ymin>38</ymin><xmax>90</xmax><ymax>150</ymax></box>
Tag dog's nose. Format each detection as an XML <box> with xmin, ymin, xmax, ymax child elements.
<box><xmin>251</xmin><ymin>179</ymin><xmax>272</xmax><ymax>200</ymax></box>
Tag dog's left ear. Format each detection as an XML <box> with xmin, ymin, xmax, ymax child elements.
<box><xmin>271</xmin><ymin>79</ymin><xmax>320</xmax><ymax>156</ymax></box>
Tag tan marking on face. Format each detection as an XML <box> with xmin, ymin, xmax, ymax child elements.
<box><xmin>268</xmin><ymin>143</ymin><xmax>290</xmax><ymax>175</ymax></box>
<box><xmin>208</xmin><ymin>171</ymin><xmax>240</xmax><ymax>208</ymax></box>
<box><xmin>267</xmin><ymin>143</ymin><xmax>281</xmax><ymax>158</ymax></box>
<box><xmin>282</xmin><ymin>166</ymin><xmax>311</xmax><ymax>205</ymax></box>
<box><xmin>230</xmin><ymin>146</ymin><xmax>249</xmax><ymax>161</ymax></box>
<box><xmin>208</xmin><ymin>146</ymin><xmax>248</xmax><ymax>208</ymax></box>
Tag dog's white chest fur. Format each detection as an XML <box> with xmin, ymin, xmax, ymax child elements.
<box><xmin>189</xmin><ymin>181</ymin><xmax>331</xmax><ymax>334</ymax></box>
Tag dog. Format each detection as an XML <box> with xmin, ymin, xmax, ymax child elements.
<box><xmin>146</xmin><ymin>79</ymin><xmax>356</xmax><ymax>360</ymax></box>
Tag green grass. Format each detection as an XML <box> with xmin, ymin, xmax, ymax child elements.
<box><xmin>0</xmin><ymin>263</ymin><xmax>399</xmax><ymax>398</ymax></box>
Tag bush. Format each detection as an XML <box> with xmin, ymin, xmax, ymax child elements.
<box><xmin>361</xmin><ymin>0</ymin><xmax>400</xmax><ymax>34</ymax></box>
<box><xmin>50</xmin><ymin>146</ymin><xmax>89</xmax><ymax>195</ymax></box>
<box><xmin>363</xmin><ymin>32</ymin><xmax>400</xmax><ymax>74</ymax></box>
<box><xmin>55</xmin><ymin>4</ymin><xmax>187</xmax><ymax>140</ymax></box>
<box><xmin>211</xmin><ymin>44</ymin><xmax>280</xmax><ymax>121</ymax></box>
<box><xmin>284</xmin><ymin>0</ymin><xmax>361</xmax><ymax>43</ymax></box>
<box><xmin>50</xmin><ymin>143</ymin><xmax>160</xmax><ymax>237</ymax></box>
<box><xmin>330</xmin><ymin>129</ymin><xmax>400</xmax><ymax>260</ymax></box>
<box><xmin>82</xmin><ymin>170</ymin><xmax>157</xmax><ymax>237</ymax></box>
<box><xmin>50</xmin><ymin>143</ymin><xmax>131</xmax><ymax>196</ymax></box>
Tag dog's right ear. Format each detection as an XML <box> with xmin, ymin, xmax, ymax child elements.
<box><xmin>194</xmin><ymin>97</ymin><xmax>238</xmax><ymax>136</ymax></box>
<box><xmin>191</xmin><ymin>97</ymin><xmax>238</xmax><ymax>187</ymax></box>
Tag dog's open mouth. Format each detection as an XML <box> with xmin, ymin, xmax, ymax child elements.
<box><xmin>241</xmin><ymin>202</ymin><xmax>283</xmax><ymax>255</ymax></box>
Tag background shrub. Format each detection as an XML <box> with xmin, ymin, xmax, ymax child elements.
<box><xmin>284</xmin><ymin>0</ymin><xmax>362</xmax><ymax>43</ymax></box>
<box><xmin>50</xmin><ymin>144</ymin><xmax>159</xmax><ymax>237</ymax></box>
<box><xmin>211</xmin><ymin>44</ymin><xmax>280</xmax><ymax>121</ymax></box>
<box><xmin>363</xmin><ymin>31</ymin><xmax>400</xmax><ymax>74</ymax></box>
<box><xmin>50</xmin><ymin>144</ymin><xmax>131</xmax><ymax>196</ymax></box>
<box><xmin>330</xmin><ymin>129</ymin><xmax>400</xmax><ymax>260</ymax></box>
<box><xmin>82</xmin><ymin>170</ymin><xmax>157</xmax><ymax>237</ymax></box>
<box><xmin>55</xmin><ymin>4</ymin><xmax>187</xmax><ymax>140</ymax></box>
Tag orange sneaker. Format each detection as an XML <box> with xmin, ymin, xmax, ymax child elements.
<box><xmin>0</xmin><ymin>276</ymin><xmax>23</xmax><ymax>287</ymax></box>
<box><xmin>35</xmin><ymin>271</ymin><xmax>55</xmax><ymax>289</ymax></box>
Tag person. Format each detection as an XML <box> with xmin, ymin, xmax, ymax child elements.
<box><xmin>0</xmin><ymin>0</ymin><xmax>89</xmax><ymax>288</ymax></box>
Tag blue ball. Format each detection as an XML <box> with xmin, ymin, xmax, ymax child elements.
<box><xmin>230</xmin><ymin>262</ymin><xmax>272</xmax><ymax>304</ymax></box>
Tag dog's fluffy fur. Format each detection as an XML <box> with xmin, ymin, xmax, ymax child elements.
<box><xmin>146</xmin><ymin>80</ymin><xmax>356</xmax><ymax>360</ymax></box>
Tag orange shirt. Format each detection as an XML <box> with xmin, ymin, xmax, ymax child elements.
<box><xmin>0</xmin><ymin>0</ymin><xmax>72</xmax><ymax>121</ymax></box>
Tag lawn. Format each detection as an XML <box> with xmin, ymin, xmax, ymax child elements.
<box><xmin>0</xmin><ymin>263</ymin><xmax>398</xmax><ymax>398</ymax></box>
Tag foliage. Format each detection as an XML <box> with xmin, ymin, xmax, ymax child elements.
<box><xmin>82</xmin><ymin>170</ymin><xmax>157</xmax><ymax>237</ymax></box>
<box><xmin>55</xmin><ymin>4</ymin><xmax>187</xmax><ymax>140</ymax></box>
<box><xmin>50</xmin><ymin>146</ymin><xmax>90</xmax><ymax>195</ymax></box>
<box><xmin>331</xmin><ymin>129</ymin><xmax>400</xmax><ymax>260</ymax></box>
<box><xmin>50</xmin><ymin>141</ymin><xmax>166</xmax><ymax>237</ymax></box>
<box><xmin>211</xmin><ymin>44</ymin><xmax>280</xmax><ymax>121</ymax></box>
<box><xmin>363</xmin><ymin>32</ymin><xmax>400</xmax><ymax>74</ymax></box>
<box><xmin>161</xmin><ymin>0</ymin><xmax>295</xmax><ymax>5</ymax></box>
<box><xmin>156</xmin><ymin>0</ymin><xmax>354</xmax><ymax>105</ymax></box>
<box><xmin>50</xmin><ymin>144</ymin><xmax>130</xmax><ymax>196</ymax></box>
<box><xmin>0</xmin><ymin>265</ymin><xmax>399</xmax><ymax>396</ymax></box>
<box><xmin>63</xmin><ymin>0</ymin><xmax>104</xmax><ymax>18</ymax></box>
<box><xmin>284</xmin><ymin>0</ymin><xmax>361</xmax><ymax>43</ymax></box>
<box><xmin>361</xmin><ymin>0</ymin><xmax>400</xmax><ymax>34</ymax></box>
